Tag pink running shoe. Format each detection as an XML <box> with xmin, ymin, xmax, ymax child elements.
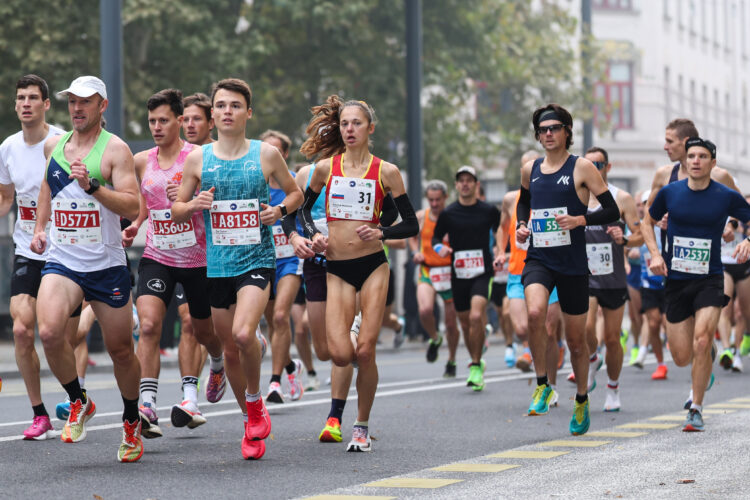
<box><xmin>23</xmin><ymin>415</ymin><xmax>53</xmax><ymax>440</ymax></box>
<box><xmin>245</xmin><ymin>399</ymin><xmax>271</xmax><ymax>441</ymax></box>
<box><xmin>206</xmin><ymin>367</ymin><xmax>227</xmax><ymax>403</ymax></box>
<box><xmin>286</xmin><ymin>359</ymin><xmax>304</xmax><ymax>401</ymax></box>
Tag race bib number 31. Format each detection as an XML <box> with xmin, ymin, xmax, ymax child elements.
<box><xmin>53</xmin><ymin>199</ymin><xmax>102</xmax><ymax>245</ymax></box>
<box><xmin>210</xmin><ymin>199</ymin><xmax>260</xmax><ymax>246</ymax></box>
<box><xmin>586</xmin><ymin>243</ymin><xmax>613</xmax><ymax>275</ymax></box>
<box><xmin>328</xmin><ymin>176</ymin><xmax>376</xmax><ymax>221</ymax></box>
<box><xmin>454</xmin><ymin>249</ymin><xmax>484</xmax><ymax>279</ymax></box>
<box><xmin>531</xmin><ymin>207</ymin><xmax>571</xmax><ymax>247</ymax></box>
<box><xmin>151</xmin><ymin>209</ymin><xmax>196</xmax><ymax>250</ymax></box>
<box><xmin>671</xmin><ymin>236</ymin><xmax>710</xmax><ymax>274</ymax></box>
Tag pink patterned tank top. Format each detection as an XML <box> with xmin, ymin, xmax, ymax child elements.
<box><xmin>141</xmin><ymin>142</ymin><xmax>206</xmax><ymax>267</ymax></box>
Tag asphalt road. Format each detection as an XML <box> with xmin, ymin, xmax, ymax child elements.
<box><xmin>1</xmin><ymin>343</ymin><xmax>748</xmax><ymax>499</ymax></box>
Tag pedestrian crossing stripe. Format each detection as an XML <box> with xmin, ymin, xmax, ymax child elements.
<box><xmin>701</xmin><ymin>408</ymin><xmax>736</xmax><ymax>414</ymax></box>
<box><xmin>587</xmin><ymin>431</ymin><xmax>648</xmax><ymax>438</ymax></box>
<box><xmin>728</xmin><ymin>397</ymin><xmax>750</xmax><ymax>403</ymax></box>
<box><xmin>432</xmin><ymin>464</ymin><xmax>520</xmax><ymax>473</ymax></box>
<box><xmin>617</xmin><ymin>423</ymin><xmax>679</xmax><ymax>430</ymax></box>
<box><xmin>489</xmin><ymin>450</ymin><xmax>570</xmax><ymax>459</ymax></box>
<box><xmin>707</xmin><ymin>403</ymin><xmax>750</xmax><ymax>409</ymax></box>
<box><xmin>649</xmin><ymin>415</ymin><xmax>710</xmax><ymax>422</ymax></box>
<box><xmin>307</xmin><ymin>496</ymin><xmax>396</xmax><ymax>500</ymax></box>
<box><xmin>364</xmin><ymin>478</ymin><xmax>463</xmax><ymax>489</ymax></box>
<box><xmin>538</xmin><ymin>440</ymin><xmax>612</xmax><ymax>447</ymax></box>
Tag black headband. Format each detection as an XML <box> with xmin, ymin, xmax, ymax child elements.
<box><xmin>685</xmin><ymin>137</ymin><xmax>717</xmax><ymax>159</ymax></box>
<box><xmin>537</xmin><ymin>109</ymin><xmax>563</xmax><ymax>126</ymax></box>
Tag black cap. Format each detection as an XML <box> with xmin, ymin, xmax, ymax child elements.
<box><xmin>685</xmin><ymin>137</ymin><xmax>717</xmax><ymax>159</ymax></box>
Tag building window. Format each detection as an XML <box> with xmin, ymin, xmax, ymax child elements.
<box><xmin>594</xmin><ymin>62</ymin><xmax>634</xmax><ymax>129</ymax></box>
<box><xmin>593</xmin><ymin>0</ymin><xmax>633</xmax><ymax>10</ymax></box>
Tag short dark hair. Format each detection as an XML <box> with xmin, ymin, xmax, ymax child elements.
<box><xmin>532</xmin><ymin>103</ymin><xmax>574</xmax><ymax>149</ymax></box>
<box><xmin>147</xmin><ymin>88</ymin><xmax>183</xmax><ymax>117</ymax></box>
<box><xmin>259</xmin><ymin>130</ymin><xmax>292</xmax><ymax>156</ymax></box>
<box><xmin>183</xmin><ymin>92</ymin><xmax>212</xmax><ymax>121</ymax></box>
<box><xmin>666</xmin><ymin>118</ymin><xmax>699</xmax><ymax>140</ymax></box>
<box><xmin>211</xmin><ymin>78</ymin><xmax>252</xmax><ymax>109</ymax></box>
<box><xmin>586</xmin><ymin>146</ymin><xmax>609</xmax><ymax>164</ymax></box>
<box><xmin>16</xmin><ymin>74</ymin><xmax>49</xmax><ymax>101</ymax></box>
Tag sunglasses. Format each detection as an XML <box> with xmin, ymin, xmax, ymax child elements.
<box><xmin>593</xmin><ymin>161</ymin><xmax>607</xmax><ymax>170</ymax></box>
<box><xmin>537</xmin><ymin>124</ymin><xmax>565</xmax><ymax>134</ymax></box>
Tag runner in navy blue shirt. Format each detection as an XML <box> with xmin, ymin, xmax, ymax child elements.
<box><xmin>643</xmin><ymin>137</ymin><xmax>750</xmax><ymax>432</ymax></box>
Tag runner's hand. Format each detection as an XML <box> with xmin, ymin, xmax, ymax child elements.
<box><xmin>311</xmin><ymin>233</ymin><xmax>328</xmax><ymax>254</ymax></box>
<box><xmin>493</xmin><ymin>253</ymin><xmax>505</xmax><ymax>272</ymax></box>
<box><xmin>412</xmin><ymin>251</ymin><xmax>425</xmax><ymax>264</ymax></box>
<box><xmin>657</xmin><ymin>214</ymin><xmax>668</xmax><ymax>230</ymax></box>
<box><xmin>69</xmin><ymin>158</ymin><xmax>92</xmax><ymax>191</ymax></box>
<box><xmin>722</xmin><ymin>222</ymin><xmax>735</xmax><ymax>243</ymax></box>
<box><xmin>555</xmin><ymin>213</ymin><xmax>584</xmax><ymax>230</ymax></box>
<box><xmin>436</xmin><ymin>245</ymin><xmax>452</xmax><ymax>258</ymax></box>
<box><xmin>356</xmin><ymin>225</ymin><xmax>382</xmax><ymax>242</ymax></box>
<box><xmin>30</xmin><ymin>232</ymin><xmax>46</xmax><ymax>255</ymax></box>
<box><xmin>648</xmin><ymin>253</ymin><xmax>667</xmax><ymax>276</ymax></box>
<box><xmin>606</xmin><ymin>225</ymin><xmax>625</xmax><ymax>244</ymax></box>
<box><xmin>166</xmin><ymin>181</ymin><xmax>179</xmax><ymax>202</ymax></box>
<box><xmin>192</xmin><ymin>187</ymin><xmax>215</xmax><ymax>211</ymax></box>
<box><xmin>516</xmin><ymin>225</ymin><xmax>530</xmax><ymax>244</ymax></box>
<box><xmin>122</xmin><ymin>224</ymin><xmax>139</xmax><ymax>248</ymax></box>
<box><xmin>733</xmin><ymin>239</ymin><xmax>750</xmax><ymax>264</ymax></box>
<box><xmin>291</xmin><ymin>233</ymin><xmax>315</xmax><ymax>259</ymax></box>
<box><xmin>260</xmin><ymin>203</ymin><xmax>280</xmax><ymax>225</ymax></box>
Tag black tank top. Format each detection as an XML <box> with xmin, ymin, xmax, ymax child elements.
<box><xmin>661</xmin><ymin>163</ymin><xmax>681</xmax><ymax>252</ymax></box>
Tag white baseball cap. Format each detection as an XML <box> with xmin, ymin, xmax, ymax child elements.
<box><xmin>57</xmin><ymin>76</ymin><xmax>107</xmax><ymax>100</ymax></box>
<box><xmin>455</xmin><ymin>165</ymin><xmax>478</xmax><ymax>180</ymax></box>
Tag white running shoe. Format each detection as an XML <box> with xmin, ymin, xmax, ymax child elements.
<box><xmin>732</xmin><ymin>353</ymin><xmax>743</xmax><ymax>373</ymax></box>
<box><xmin>171</xmin><ymin>400</ymin><xmax>207</xmax><ymax>429</ymax></box>
<box><xmin>305</xmin><ymin>374</ymin><xmax>320</xmax><ymax>392</ymax></box>
<box><xmin>633</xmin><ymin>346</ymin><xmax>647</xmax><ymax>369</ymax></box>
<box><xmin>549</xmin><ymin>388</ymin><xmax>559</xmax><ymax>407</ymax></box>
<box><xmin>588</xmin><ymin>355</ymin><xmax>602</xmax><ymax>392</ymax></box>
<box><xmin>287</xmin><ymin>359</ymin><xmax>304</xmax><ymax>401</ymax></box>
<box><xmin>603</xmin><ymin>386</ymin><xmax>621</xmax><ymax>412</ymax></box>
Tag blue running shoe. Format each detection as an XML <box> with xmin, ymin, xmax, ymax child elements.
<box><xmin>56</xmin><ymin>397</ymin><xmax>71</xmax><ymax>421</ymax></box>
<box><xmin>682</xmin><ymin>408</ymin><xmax>704</xmax><ymax>432</ymax></box>
<box><xmin>569</xmin><ymin>399</ymin><xmax>591</xmax><ymax>435</ymax></box>
<box><xmin>706</xmin><ymin>372</ymin><xmax>715</xmax><ymax>391</ymax></box>
<box><xmin>528</xmin><ymin>384</ymin><xmax>553</xmax><ymax>416</ymax></box>
<box><xmin>504</xmin><ymin>345</ymin><xmax>516</xmax><ymax>368</ymax></box>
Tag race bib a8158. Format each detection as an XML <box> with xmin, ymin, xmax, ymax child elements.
<box><xmin>53</xmin><ymin>199</ymin><xmax>102</xmax><ymax>245</ymax></box>
<box><xmin>210</xmin><ymin>199</ymin><xmax>260</xmax><ymax>246</ymax></box>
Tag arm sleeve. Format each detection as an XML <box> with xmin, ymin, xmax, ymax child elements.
<box><xmin>380</xmin><ymin>194</ymin><xmax>418</xmax><ymax>240</ymax></box>
<box><xmin>299</xmin><ymin>186</ymin><xmax>322</xmax><ymax>238</ymax></box>
<box><xmin>583</xmin><ymin>190</ymin><xmax>619</xmax><ymax>226</ymax></box>
<box><xmin>379</xmin><ymin>193</ymin><xmax>398</xmax><ymax>227</ymax></box>
<box><xmin>648</xmin><ymin>189</ymin><xmax>667</xmax><ymax>221</ymax></box>
<box><xmin>516</xmin><ymin>186</ymin><xmax>531</xmax><ymax>225</ymax></box>
<box><xmin>281</xmin><ymin>210</ymin><xmax>298</xmax><ymax>238</ymax></box>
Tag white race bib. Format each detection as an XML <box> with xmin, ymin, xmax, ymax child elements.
<box><xmin>643</xmin><ymin>250</ymin><xmax>656</xmax><ymax>277</ymax></box>
<box><xmin>17</xmin><ymin>196</ymin><xmax>48</xmax><ymax>234</ymax></box>
<box><xmin>209</xmin><ymin>199</ymin><xmax>261</xmax><ymax>246</ymax></box>
<box><xmin>454</xmin><ymin>249</ymin><xmax>484</xmax><ymax>279</ymax></box>
<box><xmin>328</xmin><ymin>176</ymin><xmax>375</xmax><ymax>221</ymax></box>
<box><xmin>428</xmin><ymin>266</ymin><xmax>452</xmax><ymax>291</ymax></box>
<box><xmin>530</xmin><ymin>207</ymin><xmax>571</xmax><ymax>247</ymax></box>
<box><xmin>671</xmin><ymin>236</ymin><xmax>711</xmax><ymax>274</ymax></box>
<box><xmin>272</xmin><ymin>225</ymin><xmax>295</xmax><ymax>259</ymax></box>
<box><xmin>494</xmin><ymin>267</ymin><xmax>509</xmax><ymax>283</ymax></box>
<box><xmin>586</xmin><ymin>243</ymin><xmax>613</xmax><ymax>275</ymax></box>
<box><xmin>53</xmin><ymin>199</ymin><xmax>102</xmax><ymax>245</ymax></box>
<box><xmin>150</xmin><ymin>209</ymin><xmax>196</xmax><ymax>250</ymax></box>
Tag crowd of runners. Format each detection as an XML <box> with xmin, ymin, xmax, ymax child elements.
<box><xmin>2</xmin><ymin>73</ymin><xmax>750</xmax><ymax>463</ymax></box>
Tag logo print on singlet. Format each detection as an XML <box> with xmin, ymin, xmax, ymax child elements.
<box><xmin>557</xmin><ymin>176</ymin><xmax>570</xmax><ymax>186</ymax></box>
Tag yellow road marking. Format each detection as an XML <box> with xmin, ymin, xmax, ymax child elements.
<box><xmin>702</xmin><ymin>408</ymin><xmax>736</xmax><ymax>414</ymax></box>
<box><xmin>617</xmin><ymin>423</ymin><xmax>679</xmax><ymax>430</ymax></box>
<box><xmin>364</xmin><ymin>478</ymin><xmax>463</xmax><ymax>489</ymax></box>
<box><xmin>489</xmin><ymin>450</ymin><xmax>570</xmax><ymax>459</ymax></box>
<box><xmin>307</xmin><ymin>496</ymin><xmax>396</xmax><ymax>500</ymax></box>
<box><xmin>650</xmin><ymin>415</ymin><xmax>709</xmax><ymax>422</ymax></box>
<box><xmin>432</xmin><ymin>463</ymin><xmax>520</xmax><ymax>473</ymax></box>
<box><xmin>707</xmin><ymin>403</ymin><xmax>750</xmax><ymax>409</ymax></box>
<box><xmin>587</xmin><ymin>431</ymin><xmax>648</xmax><ymax>438</ymax></box>
<box><xmin>538</xmin><ymin>440</ymin><xmax>611</xmax><ymax>448</ymax></box>
<box><xmin>728</xmin><ymin>397</ymin><xmax>750</xmax><ymax>403</ymax></box>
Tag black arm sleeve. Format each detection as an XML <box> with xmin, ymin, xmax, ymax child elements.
<box><xmin>584</xmin><ymin>190</ymin><xmax>619</xmax><ymax>226</ymax></box>
<box><xmin>516</xmin><ymin>186</ymin><xmax>531</xmax><ymax>225</ymax></box>
<box><xmin>299</xmin><ymin>186</ymin><xmax>322</xmax><ymax>238</ymax></box>
<box><xmin>379</xmin><ymin>193</ymin><xmax>398</xmax><ymax>227</ymax></box>
<box><xmin>281</xmin><ymin>210</ymin><xmax>298</xmax><ymax>238</ymax></box>
<box><xmin>380</xmin><ymin>194</ymin><xmax>419</xmax><ymax>240</ymax></box>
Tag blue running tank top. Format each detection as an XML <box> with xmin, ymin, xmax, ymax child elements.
<box><xmin>201</xmin><ymin>140</ymin><xmax>274</xmax><ymax>278</ymax></box>
<box><xmin>526</xmin><ymin>155</ymin><xmax>588</xmax><ymax>275</ymax></box>
<box><xmin>306</xmin><ymin>163</ymin><xmax>328</xmax><ymax>236</ymax></box>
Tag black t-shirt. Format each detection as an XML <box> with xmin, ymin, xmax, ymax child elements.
<box><xmin>433</xmin><ymin>200</ymin><xmax>500</xmax><ymax>277</ymax></box>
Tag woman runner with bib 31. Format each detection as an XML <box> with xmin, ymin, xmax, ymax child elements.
<box><xmin>296</xmin><ymin>97</ymin><xmax>418</xmax><ymax>452</ymax></box>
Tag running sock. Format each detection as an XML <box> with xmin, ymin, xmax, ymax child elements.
<box><xmin>209</xmin><ymin>354</ymin><xmax>224</xmax><ymax>372</ymax></box>
<box><xmin>32</xmin><ymin>403</ymin><xmax>48</xmax><ymax>418</ymax></box>
<box><xmin>285</xmin><ymin>360</ymin><xmax>297</xmax><ymax>375</ymax></box>
<box><xmin>607</xmin><ymin>379</ymin><xmax>619</xmax><ymax>389</ymax></box>
<box><xmin>537</xmin><ymin>375</ymin><xmax>548</xmax><ymax>387</ymax></box>
<box><xmin>182</xmin><ymin>376</ymin><xmax>199</xmax><ymax>403</ymax></box>
<box><xmin>270</xmin><ymin>374</ymin><xmax>282</xmax><ymax>384</ymax></box>
<box><xmin>245</xmin><ymin>391</ymin><xmax>261</xmax><ymax>403</ymax></box>
<box><xmin>78</xmin><ymin>376</ymin><xmax>85</xmax><ymax>389</ymax></box>
<box><xmin>354</xmin><ymin>420</ymin><xmax>368</xmax><ymax>428</ymax></box>
<box><xmin>140</xmin><ymin>378</ymin><xmax>158</xmax><ymax>408</ymax></box>
<box><xmin>470</xmin><ymin>362</ymin><xmax>482</xmax><ymax>367</ymax></box>
<box><xmin>62</xmin><ymin>377</ymin><xmax>85</xmax><ymax>404</ymax></box>
<box><xmin>122</xmin><ymin>396</ymin><xmax>139</xmax><ymax>423</ymax></box>
<box><xmin>575</xmin><ymin>393</ymin><xmax>588</xmax><ymax>404</ymax></box>
<box><xmin>308</xmin><ymin>369</ymin><xmax>317</xmax><ymax>377</ymax></box>
<box><xmin>690</xmin><ymin>402</ymin><xmax>703</xmax><ymax>413</ymax></box>
<box><xmin>242</xmin><ymin>413</ymin><xmax>248</xmax><ymax>423</ymax></box>
<box><xmin>328</xmin><ymin>398</ymin><xmax>346</xmax><ymax>422</ymax></box>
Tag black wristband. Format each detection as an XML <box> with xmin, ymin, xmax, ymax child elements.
<box><xmin>622</xmin><ymin>236</ymin><xmax>629</xmax><ymax>246</ymax></box>
<box><xmin>516</xmin><ymin>220</ymin><xmax>527</xmax><ymax>230</ymax></box>
<box><xmin>729</xmin><ymin>219</ymin><xmax>739</xmax><ymax>229</ymax></box>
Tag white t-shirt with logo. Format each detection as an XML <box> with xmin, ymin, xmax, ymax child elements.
<box><xmin>0</xmin><ymin>125</ymin><xmax>65</xmax><ymax>260</ymax></box>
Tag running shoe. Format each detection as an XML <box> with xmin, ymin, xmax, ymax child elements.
<box><xmin>23</xmin><ymin>415</ymin><xmax>53</xmax><ymax>441</ymax></box>
<box><xmin>118</xmin><ymin>419</ymin><xmax>144</xmax><ymax>463</ymax></box>
<box><xmin>569</xmin><ymin>398</ymin><xmax>591</xmax><ymax>436</ymax></box>
<box><xmin>393</xmin><ymin>317</ymin><xmax>405</xmax><ymax>348</ymax></box>
<box><xmin>138</xmin><ymin>404</ymin><xmax>162</xmax><ymax>439</ymax></box>
<box><xmin>305</xmin><ymin>374</ymin><xmax>320</xmax><ymax>392</ymax></box>
<box><xmin>504</xmin><ymin>345</ymin><xmax>516</xmax><ymax>368</ymax></box>
<box><xmin>549</xmin><ymin>387</ymin><xmax>559</xmax><ymax>407</ymax></box>
<box><xmin>171</xmin><ymin>400</ymin><xmax>207</xmax><ymax>429</ymax></box>
<box><xmin>633</xmin><ymin>347</ymin><xmax>647</xmax><ymax>369</ymax></box>
<box><xmin>732</xmin><ymin>354</ymin><xmax>743</xmax><ymax>373</ymax></box>
<box><xmin>61</xmin><ymin>397</ymin><xmax>96</xmax><ymax>443</ymax></box>
<box><xmin>620</xmin><ymin>329</ymin><xmax>629</xmax><ymax>352</ymax></box>
<box><xmin>245</xmin><ymin>398</ymin><xmax>271</xmax><ymax>441</ymax></box>
<box><xmin>206</xmin><ymin>366</ymin><xmax>227</xmax><ymax>403</ymax></box>
<box><xmin>242</xmin><ymin>433</ymin><xmax>266</xmax><ymax>460</ymax></box>
<box><xmin>567</xmin><ymin>372</ymin><xmax>576</xmax><ymax>383</ymax></box>
<box><xmin>588</xmin><ymin>355</ymin><xmax>603</xmax><ymax>393</ymax></box>
<box><xmin>319</xmin><ymin>417</ymin><xmax>343</xmax><ymax>442</ymax></box>
<box><xmin>683</xmin><ymin>373</ymin><xmax>715</xmax><ymax>409</ymax></box>
<box><xmin>740</xmin><ymin>333</ymin><xmax>750</xmax><ymax>356</ymax></box>
<box><xmin>443</xmin><ymin>360</ymin><xmax>456</xmax><ymax>378</ymax></box>
<box><xmin>682</xmin><ymin>408</ymin><xmax>704</xmax><ymax>432</ymax></box>
<box><xmin>346</xmin><ymin>425</ymin><xmax>372</xmax><ymax>452</ymax></box>
<box><xmin>56</xmin><ymin>397</ymin><xmax>71</xmax><ymax>421</ymax></box>
<box><xmin>515</xmin><ymin>352</ymin><xmax>532</xmax><ymax>373</ymax></box>
<box><xmin>719</xmin><ymin>348</ymin><xmax>734</xmax><ymax>370</ymax></box>
<box><xmin>350</xmin><ymin>312</ymin><xmax>362</xmax><ymax>336</ymax></box>
<box><xmin>558</xmin><ymin>344</ymin><xmax>565</xmax><ymax>370</ymax></box>
<box><xmin>266</xmin><ymin>381</ymin><xmax>284</xmax><ymax>404</ymax></box>
<box><xmin>466</xmin><ymin>363</ymin><xmax>485</xmax><ymax>391</ymax></box>
<box><xmin>651</xmin><ymin>364</ymin><xmax>668</xmax><ymax>380</ymax></box>
<box><xmin>426</xmin><ymin>335</ymin><xmax>443</xmax><ymax>363</ymax></box>
<box><xmin>628</xmin><ymin>346</ymin><xmax>640</xmax><ymax>366</ymax></box>
<box><xmin>256</xmin><ymin>327</ymin><xmax>268</xmax><ymax>359</ymax></box>
<box><xmin>528</xmin><ymin>384</ymin><xmax>553</xmax><ymax>415</ymax></box>
<box><xmin>482</xmin><ymin>324</ymin><xmax>492</xmax><ymax>353</ymax></box>
<box><xmin>603</xmin><ymin>386</ymin><xmax>621</xmax><ymax>412</ymax></box>
<box><xmin>287</xmin><ymin>359</ymin><xmax>304</xmax><ymax>401</ymax></box>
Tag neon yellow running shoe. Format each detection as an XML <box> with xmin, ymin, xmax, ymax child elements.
<box><xmin>319</xmin><ymin>417</ymin><xmax>342</xmax><ymax>442</ymax></box>
<box><xmin>466</xmin><ymin>363</ymin><xmax>485</xmax><ymax>391</ymax></box>
<box><xmin>741</xmin><ymin>334</ymin><xmax>750</xmax><ymax>357</ymax></box>
<box><xmin>620</xmin><ymin>329</ymin><xmax>629</xmax><ymax>352</ymax></box>
<box><xmin>628</xmin><ymin>346</ymin><xmax>640</xmax><ymax>366</ymax></box>
<box><xmin>61</xmin><ymin>397</ymin><xmax>96</xmax><ymax>443</ymax></box>
<box><xmin>569</xmin><ymin>399</ymin><xmax>591</xmax><ymax>435</ymax></box>
<box><xmin>528</xmin><ymin>384</ymin><xmax>553</xmax><ymax>415</ymax></box>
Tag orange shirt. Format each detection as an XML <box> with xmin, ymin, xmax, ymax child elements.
<box><xmin>420</xmin><ymin>208</ymin><xmax>452</xmax><ymax>267</ymax></box>
<box><xmin>508</xmin><ymin>192</ymin><xmax>528</xmax><ymax>275</ymax></box>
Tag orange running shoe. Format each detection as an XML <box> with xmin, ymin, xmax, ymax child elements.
<box><xmin>515</xmin><ymin>352</ymin><xmax>532</xmax><ymax>372</ymax></box>
<box><xmin>118</xmin><ymin>419</ymin><xmax>144</xmax><ymax>463</ymax></box>
<box><xmin>651</xmin><ymin>364</ymin><xmax>668</xmax><ymax>380</ymax></box>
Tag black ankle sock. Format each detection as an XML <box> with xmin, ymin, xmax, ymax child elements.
<box><xmin>308</xmin><ymin>369</ymin><xmax>317</xmax><ymax>377</ymax></box>
<box><xmin>470</xmin><ymin>362</ymin><xmax>481</xmax><ymax>367</ymax></box>
<box><xmin>537</xmin><ymin>375</ymin><xmax>548</xmax><ymax>387</ymax></box>
<box><xmin>62</xmin><ymin>378</ymin><xmax>85</xmax><ymax>404</ymax></box>
<box><xmin>122</xmin><ymin>396</ymin><xmax>139</xmax><ymax>423</ymax></box>
<box><xmin>328</xmin><ymin>398</ymin><xmax>346</xmax><ymax>422</ymax></box>
<box><xmin>270</xmin><ymin>374</ymin><xmax>282</xmax><ymax>384</ymax></box>
<box><xmin>285</xmin><ymin>360</ymin><xmax>297</xmax><ymax>374</ymax></box>
<box><xmin>575</xmin><ymin>393</ymin><xmax>588</xmax><ymax>404</ymax></box>
<box><xmin>32</xmin><ymin>403</ymin><xmax>48</xmax><ymax>418</ymax></box>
